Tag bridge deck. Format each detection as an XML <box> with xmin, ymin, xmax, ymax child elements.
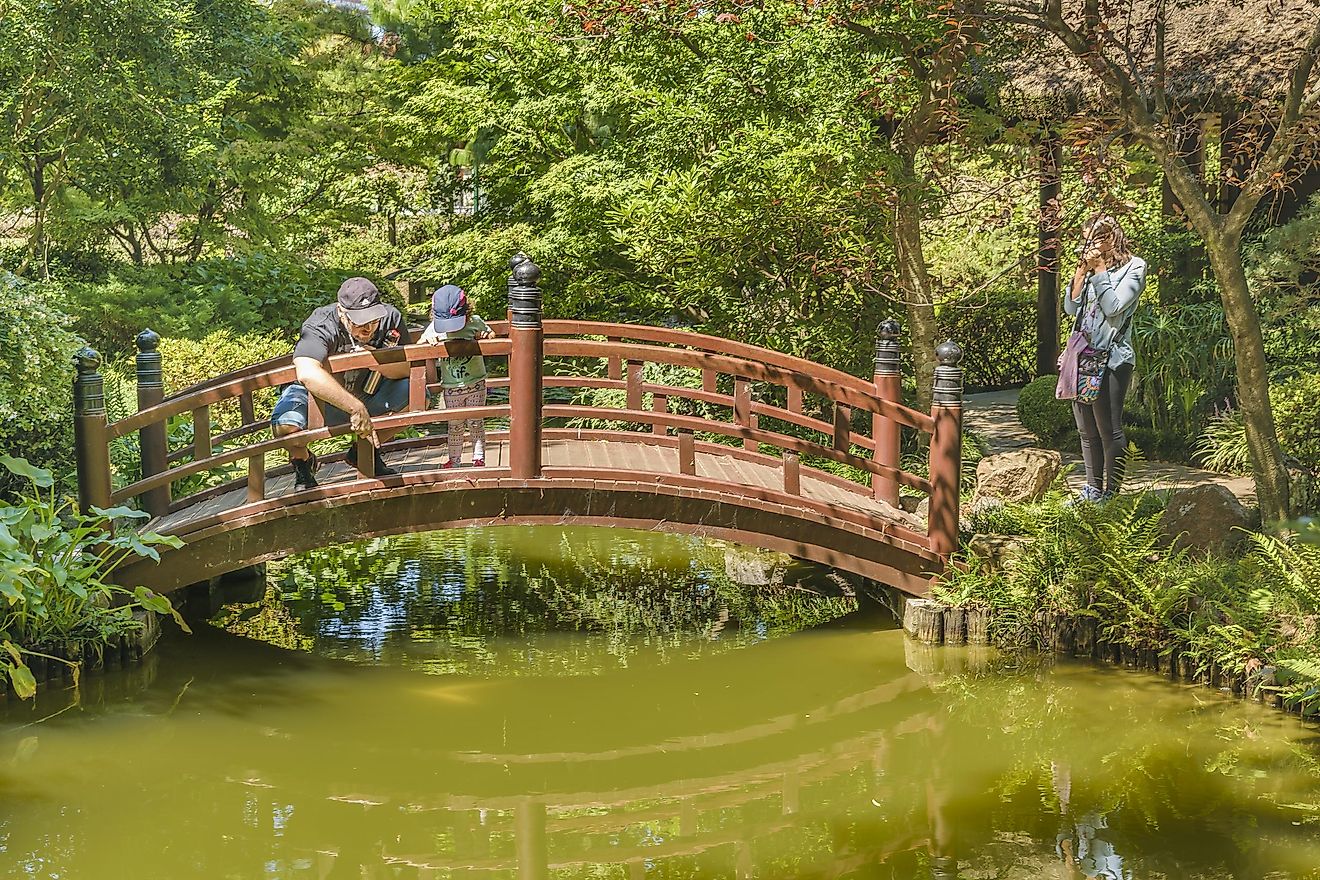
<box><xmin>149</xmin><ymin>436</ymin><xmax>924</xmax><ymax>541</ymax></box>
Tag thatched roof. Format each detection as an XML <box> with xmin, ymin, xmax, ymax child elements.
<box><xmin>988</xmin><ymin>0</ymin><xmax>1320</xmax><ymax>119</ymax></box>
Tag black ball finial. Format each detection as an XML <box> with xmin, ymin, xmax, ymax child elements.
<box><xmin>136</xmin><ymin>328</ymin><xmax>161</xmax><ymax>353</ymax></box>
<box><xmin>935</xmin><ymin>340</ymin><xmax>963</xmax><ymax>367</ymax></box>
<box><xmin>74</xmin><ymin>347</ymin><xmax>102</xmax><ymax>373</ymax></box>
<box><xmin>876</xmin><ymin>318</ymin><xmax>900</xmax><ymax>341</ymax></box>
<box><xmin>513</xmin><ymin>259</ymin><xmax>541</xmax><ymax>286</ymax></box>
<box><xmin>509</xmin><ymin>252</ymin><xmax>528</xmax><ymax>272</ymax></box>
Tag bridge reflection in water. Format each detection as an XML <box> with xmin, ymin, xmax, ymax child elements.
<box><xmin>71</xmin><ymin>254</ymin><xmax>967</xmax><ymax>597</ymax></box>
<box><xmin>6</xmin><ymin>617</ymin><xmax>1319</xmax><ymax>878</ymax></box>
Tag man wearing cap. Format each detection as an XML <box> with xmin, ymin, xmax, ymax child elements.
<box><xmin>270</xmin><ymin>277</ymin><xmax>413</xmax><ymax>490</ymax></box>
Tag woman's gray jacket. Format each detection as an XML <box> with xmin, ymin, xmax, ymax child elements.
<box><xmin>1062</xmin><ymin>257</ymin><xmax>1147</xmax><ymax>369</ymax></box>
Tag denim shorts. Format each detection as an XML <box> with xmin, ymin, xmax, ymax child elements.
<box><xmin>269</xmin><ymin>378</ymin><xmax>410</xmax><ymax>430</ymax></box>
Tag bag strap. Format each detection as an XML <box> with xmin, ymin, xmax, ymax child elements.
<box><xmin>1072</xmin><ymin>280</ymin><xmax>1089</xmax><ymax>334</ymax></box>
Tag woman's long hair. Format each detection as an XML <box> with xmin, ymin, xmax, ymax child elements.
<box><xmin>1082</xmin><ymin>214</ymin><xmax>1134</xmax><ymax>267</ymax></box>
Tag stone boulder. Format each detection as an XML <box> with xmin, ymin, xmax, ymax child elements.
<box><xmin>972</xmin><ymin>448</ymin><xmax>1062</xmax><ymax>505</ymax></box>
<box><xmin>1160</xmin><ymin>483</ymin><xmax>1252</xmax><ymax>554</ymax></box>
<box><xmin>966</xmin><ymin>533</ymin><xmax>1034</xmax><ymax>573</ymax></box>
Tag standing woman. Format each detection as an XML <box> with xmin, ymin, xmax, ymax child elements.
<box><xmin>1064</xmin><ymin>215</ymin><xmax>1148</xmax><ymax>502</ymax></box>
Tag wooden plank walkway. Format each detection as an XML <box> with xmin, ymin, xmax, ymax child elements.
<box><xmin>149</xmin><ymin>436</ymin><xmax>924</xmax><ymax>538</ymax></box>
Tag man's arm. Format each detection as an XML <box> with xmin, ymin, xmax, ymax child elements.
<box><xmin>294</xmin><ymin>356</ymin><xmax>377</xmax><ymax>445</ymax></box>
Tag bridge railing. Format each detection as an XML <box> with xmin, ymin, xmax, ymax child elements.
<box><xmin>71</xmin><ymin>254</ymin><xmax>963</xmax><ymax>558</ymax></box>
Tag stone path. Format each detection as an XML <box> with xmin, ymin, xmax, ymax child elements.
<box><xmin>964</xmin><ymin>389</ymin><xmax>1257</xmax><ymax>505</ymax></box>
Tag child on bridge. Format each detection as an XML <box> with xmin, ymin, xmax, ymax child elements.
<box><xmin>418</xmin><ymin>285</ymin><xmax>495</xmax><ymax>467</ymax></box>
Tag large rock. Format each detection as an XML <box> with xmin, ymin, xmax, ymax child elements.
<box><xmin>1160</xmin><ymin>484</ymin><xmax>1252</xmax><ymax>554</ymax></box>
<box><xmin>966</xmin><ymin>532</ymin><xmax>1034</xmax><ymax>572</ymax></box>
<box><xmin>972</xmin><ymin>448</ymin><xmax>1062</xmax><ymax>505</ymax></box>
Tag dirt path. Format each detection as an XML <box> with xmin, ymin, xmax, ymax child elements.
<box><xmin>963</xmin><ymin>389</ymin><xmax>1257</xmax><ymax>505</ymax></box>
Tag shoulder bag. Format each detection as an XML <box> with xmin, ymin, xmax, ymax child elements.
<box><xmin>1056</xmin><ymin>272</ymin><xmax>1135</xmax><ymax>405</ymax></box>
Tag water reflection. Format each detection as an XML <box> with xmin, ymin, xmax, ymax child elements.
<box><xmin>2</xmin><ymin>529</ymin><xmax>1320</xmax><ymax>878</ymax></box>
<box><xmin>212</xmin><ymin>527</ymin><xmax>863</xmax><ymax>675</ymax></box>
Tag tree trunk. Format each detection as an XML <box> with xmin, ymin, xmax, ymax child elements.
<box><xmin>893</xmin><ymin>152</ymin><xmax>937</xmax><ymax>412</ymax></box>
<box><xmin>1203</xmin><ymin>231</ymin><xmax>1291</xmax><ymax>520</ymax></box>
<box><xmin>1161</xmin><ymin>134</ymin><xmax>1293</xmax><ymax>522</ymax></box>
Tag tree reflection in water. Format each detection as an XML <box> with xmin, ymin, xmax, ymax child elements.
<box><xmin>10</xmin><ymin>530</ymin><xmax>1320</xmax><ymax>879</ymax></box>
<box><xmin>211</xmin><ymin>526</ymin><xmax>862</xmax><ymax>675</ymax></box>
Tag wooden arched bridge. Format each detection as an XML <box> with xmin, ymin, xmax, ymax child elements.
<box><xmin>72</xmin><ymin>258</ymin><xmax>965</xmax><ymax>596</ymax></box>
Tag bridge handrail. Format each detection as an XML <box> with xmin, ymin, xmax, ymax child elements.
<box><xmin>541</xmin><ymin>338</ymin><xmax>934</xmax><ymax>432</ymax></box>
<box><xmin>541</xmin><ymin>319</ymin><xmax>903</xmax><ymax>400</ymax></box>
<box><xmin>72</xmin><ymin>253</ymin><xmax>964</xmax><ymax>562</ymax></box>
<box><xmin>108</xmin><ymin>339</ymin><xmax>510</xmax><ymax>439</ymax></box>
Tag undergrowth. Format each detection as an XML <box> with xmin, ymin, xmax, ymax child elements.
<box><xmin>934</xmin><ymin>491</ymin><xmax>1320</xmax><ymax>710</ymax></box>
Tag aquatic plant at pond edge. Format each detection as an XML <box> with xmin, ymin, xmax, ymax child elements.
<box><xmin>0</xmin><ymin>455</ymin><xmax>187</xmax><ymax>699</ymax></box>
<box><xmin>934</xmin><ymin>489</ymin><xmax>1320</xmax><ymax>710</ymax></box>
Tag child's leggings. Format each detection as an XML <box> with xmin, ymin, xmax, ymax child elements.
<box><xmin>443</xmin><ymin>379</ymin><xmax>487</xmax><ymax>461</ymax></box>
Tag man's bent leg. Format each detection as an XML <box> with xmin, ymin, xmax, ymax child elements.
<box><xmin>363</xmin><ymin>377</ymin><xmax>411</xmax><ymax>444</ymax></box>
<box><xmin>271</xmin><ymin>383</ymin><xmax>312</xmax><ymax>460</ymax></box>
<box><xmin>271</xmin><ymin>383</ymin><xmax>324</xmax><ymax>489</ymax></box>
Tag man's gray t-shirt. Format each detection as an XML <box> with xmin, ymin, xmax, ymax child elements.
<box><xmin>292</xmin><ymin>303</ymin><xmax>411</xmax><ymax>396</ymax></box>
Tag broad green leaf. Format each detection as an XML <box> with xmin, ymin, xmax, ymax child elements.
<box><xmin>0</xmin><ymin>456</ymin><xmax>53</xmax><ymax>488</ymax></box>
<box><xmin>29</xmin><ymin>523</ymin><xmax>58</xmax><ymax>543</ymax></box>
<box><xmin>90</xmin><ymin>505</ymin><xmax>149</xmax><ymax>522</ymax></box>
<box><xmin>142</xmin><ymin>532</ymin><xmax>185</xmax><ymax>549</ymax></box>
<box><xmin>6</xmin><ymin>663</ymin><xmax>36</xmax><ymax>700</ymax></box>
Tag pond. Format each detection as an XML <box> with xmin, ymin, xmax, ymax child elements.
<box><xmin>2</xmin><ymin>527</ymin><xmax>1320</xmax><ymax>879</ymax></box>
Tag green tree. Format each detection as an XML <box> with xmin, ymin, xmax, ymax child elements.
<box><xmin>976</xmin><ymin>0</ymin><xmax>1320</xmax><ymax>520</ymax></box>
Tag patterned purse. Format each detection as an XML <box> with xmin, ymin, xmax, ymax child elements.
<box><xmin>1075</xmin><ymin>345</ymin><xmax>1108</xmax><ymax>404</ymax></box>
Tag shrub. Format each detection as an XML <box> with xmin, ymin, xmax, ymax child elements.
<box><xmin>1195</xmin><ymin>408</ymin><xmax>1251</xmax><ymax>475</ymax></box>
<box><xmin>159</xmin><ymin>330</ymin><xmax>291</xmax><ymax>429</ymax></box>
<box><xmin>1129</xmin><ymin>302</ymin><xmax>1235</xmax><ymax>454</ymax></box>
<box><xmin>935</xmin><ymin>288</ymin><xmax>1036</xmax><ymax>391</ymax></box>
<box><xmin>1195</xmin><ymin>375</ymin><xmax>1320</xmax><ymax>476</ymax></box>
<box><xmin>320</xmin><ymin>232</ymin><xmax>401</xmax><ymax>280</ymax></box>
<box><xmin>0</xmin><ymin>455</ymin><xmax>186</xmax><ymax>699</ymax></box>
<box><xmin>1016</xmin><ymin>375</ymin><xmax>1075</xmax><ymax>447</ymax></box>
<box><xmin>0</xmin><ymin>273</ymin><xmax>82</xmax><ymax>496</ymax></box>
<box><xmin>62</xmin><ymin>252</ymin><xmax>401</xmax><ymax>357</ymax></box>
<box><xmin>1270</xmin><ymin>374</ymin><xmax>1320</xmax><ymax>471</ymax></box>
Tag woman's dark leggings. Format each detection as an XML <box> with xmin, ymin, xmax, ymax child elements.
<box><xmin>1072</xmin><ymin>363</ymin><xmax>1134</xmax><ymax>495</ymax></box>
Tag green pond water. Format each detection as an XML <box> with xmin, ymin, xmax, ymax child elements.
<box><xmin>3</xmin><ymin>527</ymin><xmax>1320</xmax><ymax>880</ymax></box>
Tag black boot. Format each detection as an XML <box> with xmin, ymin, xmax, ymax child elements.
<box><xmin>346</xmin><ymin>443</ymin><xmax>398</xmax><ymax>478</ymax></box>
<box><xmin>291</xmin><ymin>451</ymin><xmax>319</xmax><ymax>490</ymax></box>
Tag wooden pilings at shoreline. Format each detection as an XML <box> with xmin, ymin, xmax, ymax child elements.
<box><xmin>0</xmin><ymin>609</ymin><xmax>161</xmax><ymax>700</ymax></box>
<box><xmin>901</xmin><ymin>598</ymin><xmax>991</xmax><ymax>647</ymax></box>
<box><xmin>901</xmin><ymin>598</ymin><xmax>1319</xmax><ymax>720</ymax></box>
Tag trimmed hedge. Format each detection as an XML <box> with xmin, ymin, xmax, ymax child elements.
<box><xmin>1017</xmin><ymin>374</ymin><xmax>1075</xmax><ymax>447</ymax></box>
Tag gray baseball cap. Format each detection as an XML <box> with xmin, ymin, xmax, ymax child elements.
<box><xmin>337</xmin><ymin>277</ymin><xmax>389</xmax><ymax>325</ymax></box>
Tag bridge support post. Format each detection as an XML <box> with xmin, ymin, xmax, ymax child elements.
<box><xmin>72</xmin><ymin>348</ymin><xmax>113</xmax><ymax>514</ymax></box>
<box><xmin>135</xmin><ymin>329</ymin><xmax>170</xmax><ymax>517</ymax></box>
<box><xmin>928</xmin><ymin>341</ymin><xmax>964</xmax><ymax>558</ymax></box>
<box><xmin>509</xmin><ymin>257</ymin><xmax>543</xmax><ymax>479</ymax></box>
<box><xmin>515</xmin><ymin>799</ymin><xmax>548</xmax><ymax>880</ymax></box>
<box><xmin>873</xmin><ymin>319</ymin><xmax>902</xmax><ymax>508</ymax></box>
